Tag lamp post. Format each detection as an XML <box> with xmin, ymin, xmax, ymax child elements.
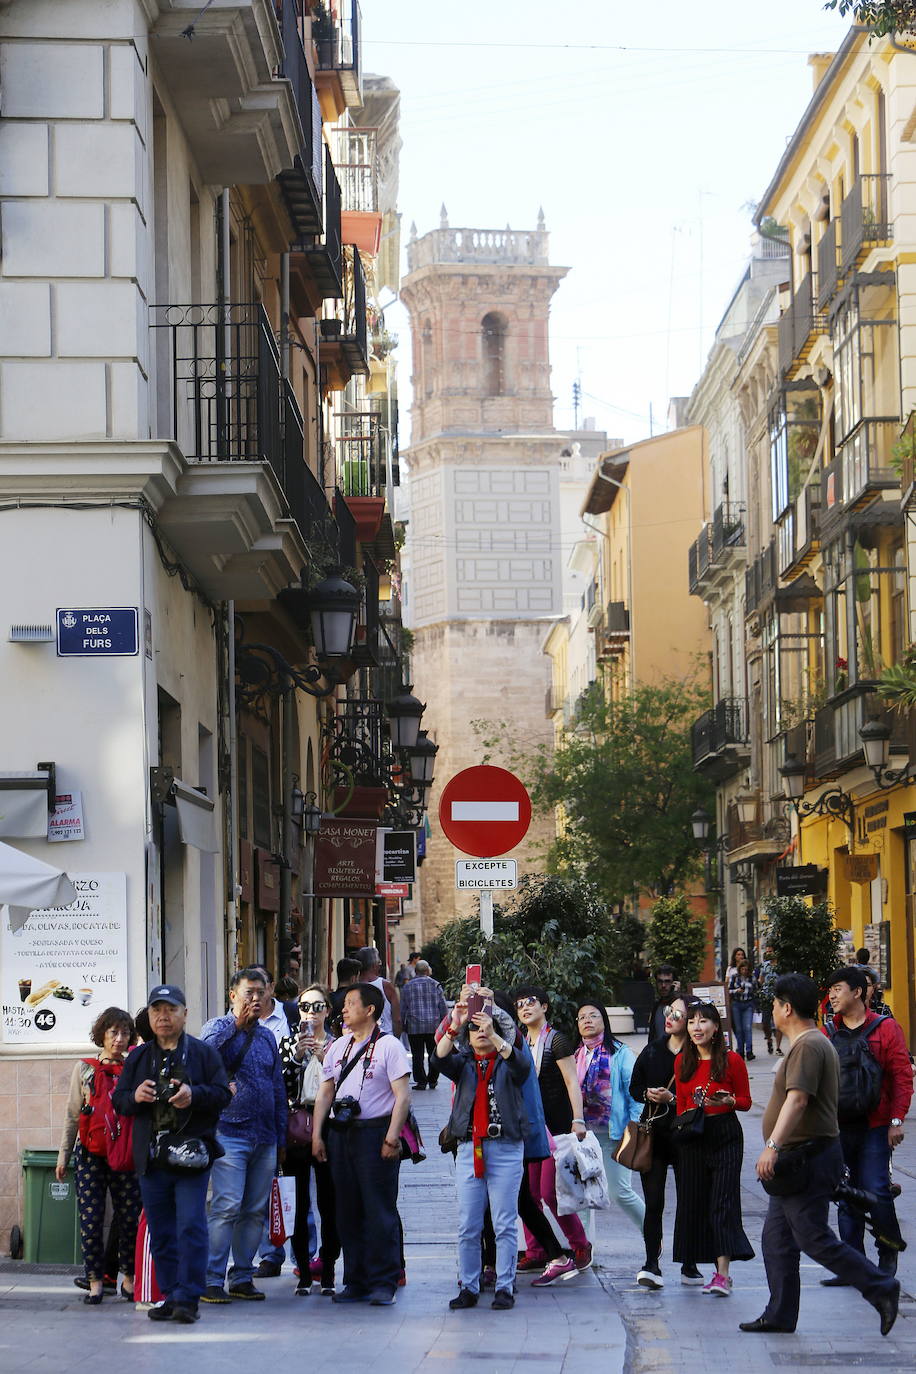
<box><xmin>859</xmin><ymin>716</ymin><xmax>911</xmax><ymax>789</ymax></box>
<box><xmin>778</xmin><ymin>752</ymin><xmax>854</xmax><ymax>831</ymax></box>
<box><xmin>385</xmin><ymin>684</ymin><xmax>426</xmax><ymax>751</ymax></box>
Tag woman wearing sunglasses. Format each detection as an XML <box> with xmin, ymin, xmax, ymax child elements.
<box><xmin>628</xmin><ymin>996</ymin><xmax>700</xmax><ymax>1289</ymax></box>
<box><xmin>278</xmin><ymin>985</ymin><xmax>340</xmax><ymax>1296</ymax></box>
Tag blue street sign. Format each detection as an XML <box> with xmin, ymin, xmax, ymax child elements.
<box><xmin>56</xmin><ymin>608</ymin><xmax>139</xmax><ymax>657</ymax></box>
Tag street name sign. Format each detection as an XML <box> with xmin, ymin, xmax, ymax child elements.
<box><xmin>438</xmin><ymin>765</ymin><xmax>531</xmax><ymax>858</ymax></box>
<box><xmin>57</xmin><ymin>608</ymin><xmax>139</xmax><ymax>657</ymax></box>
<box><xmin>456</xmin><ymin>859</ymin><xmax>517</xmax><ymax>890</ymax></box>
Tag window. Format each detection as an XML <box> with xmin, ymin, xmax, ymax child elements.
<box><xmin>833</xmin><ymin>281</ymin><xmax>898</xmax><ymax>446</ymax></box>
<box><xmin>481</xmin><ymin>312</ymin><xmax>508</xmax><ymax>396</ymax></box>
<box><xmin>761</xmin><ymin>607</ymin><xmax>825</xmax><ymax>738</ymax></box>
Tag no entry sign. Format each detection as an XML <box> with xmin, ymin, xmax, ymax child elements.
<box><xmin>438</xmin><ymin>765</ymin><xmax>532</xmax><ymax>858</ymax></box>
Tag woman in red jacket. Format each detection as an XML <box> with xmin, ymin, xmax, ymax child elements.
<box><xmin>672</xmin><ymin>1001</ymin><xmax>754</xmax><ymax>1296</ymax></box>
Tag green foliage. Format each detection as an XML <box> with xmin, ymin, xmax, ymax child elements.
<box><xmin>760</xmin><ymin>895</ymin><xmax>845</xmax><ymax>989</ymax></box>
<box><xmin>878</xmin><ymin>644</ymin><xmax>916</xmax><ymax>711</ymax></box>
<box><xmin>824</xmin><ymin>1</ymin><xmax>916</xmax><ymax>36</ymax></box>
<box><xmin>417</xmin><ymin>935</ymin><xmax>448</xmax><ymax>985</ymax></box>
<box><xmin>477</xmin><ymin>677</ymin><xmax>714</xmax><ymax>906</ymax></box>
<box><xmin>432</xmin><ymin>874</ymin><xmax>641</xmax><ymax>1033</ymax></box>
<box><xmin>644</xmin><ymin>894</ymin><xmax>709</xmax><ymax>985</ymax></box>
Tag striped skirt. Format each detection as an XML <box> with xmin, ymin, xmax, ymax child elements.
<box><xmin>672</xmin><ymin>1113</ymin><xmax>754</xmax><ymax>1265</ymax></box>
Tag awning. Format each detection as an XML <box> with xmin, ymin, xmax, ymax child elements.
<box><xmin>0</xmin><ymin>768</ymin><xmax>55</xmax><ymax>839</ymax></box>
<box><xmin>0</xmin><ymin>839</ymin><xmax>77</xmax><ymax>933</ymax></box>
<box><xmin>173</xmin><ymin>779</ymin><xmax>218</xmax><ymax>853</ymax></box>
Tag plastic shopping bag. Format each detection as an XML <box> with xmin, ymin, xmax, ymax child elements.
<box><xmin>553</xmin><ymin>1131</ymin><xmax>611</xmax><ymax>1214</ymax></box>
<box><xmin>268</xmin><ymin>1175</ymin><xmax>297</xmax><ymax>1245</ymax></box>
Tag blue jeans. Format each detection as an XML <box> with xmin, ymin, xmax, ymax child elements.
<box><xmin>731</xmin><ymin>1000</ymin><xmax>754</xmax><ymax>1057</ymax></box>
<box><xmin>601</xmin><ymin>1137</ymin><xmax>646</xmax><ymax>1231</ymax></box>
<box><xmin>761</xmin><ymin>1138</ymin><xmax>896</xmax><ymax>1328</ymax></box>
<box><xmin>838</xmin><ymin>1122</ymin><xmax>902</xmax><ymax>1261</ymax></box>
<box><xmin>455</xmin><ymin>1138</ymin><xmax>524</xmax><ymax>1295</ymax></box>
<box><xmin>206</xmin><ymin>1133</ymin><xmax>277</xmax><ymax>1288</ymax></box>
<box><xmin>139</xmin><ymin>1166</ymin><xmax>210</xmax><ymax>1307</ymax></box>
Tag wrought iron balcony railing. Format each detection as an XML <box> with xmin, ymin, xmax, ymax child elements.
<box><xmin>841</xmin><ymin>174</ymin><xmax>892</xmax><ymax>274</ymax></box>
<box><xmin>321</xmin><ymin>247</ymin><xmax>368</xmax><ymax>375</ymax></box>
<box><xmin>295</xmin><ymin>145</ymin><xmax>343</xmax><ymax>301</ymax></box>
<box><xmin>745</xmin><ymin>541</ymin><xmax>777</xmax><ymax>616</ymax></box>
<box><xmin>711</xmin><ymin>501</ymin><xmax>745</xmax><ymax>559</ymax></box>
<box><xmin>691</xmin><ymin>697</ymin><xmax>750</xmax><ymax>772</ymax></box>
<box><xmin>333</xmin><ymin>409</ymin><xmax>387</xmax><ymax>498</ymax></box>
<box><xmin>328</xmin><ymin>126</ymin><xmax>379</xmax><ymax>215</ymax></box>
<box><xmin>839</xmin><ymin>418</ymin><xmax>901</xmax><ymax>507</ymax></box>
<box><xmin>277</xmin><ymin>0</ymin><xmax>322</xmax><ymax>238</ymax></box>
<box><xmin>778</xmin><ymin>269</ymin><xmax>825</xmax><ymax>376</ymax></box>
<box><xmin>816</xmin><ymin>218</ymin><xmax>841</xmax><ymax>309</ymax></box>
<box><xmin>314</xmin><ymin>0</ymin><xmax>362</xmax><ymax>105</ymax></box>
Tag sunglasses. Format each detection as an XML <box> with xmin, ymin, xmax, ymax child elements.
<box><xmin>665</xmin><ymin>1010</ymin><xmax>686</xmax><ymax>1022</ymax></box>
<box><xmin>299</xmin><ymin>1000</ymin><xmax>327</xmax><ymax>1013</ymax></box>
<box><xmin>515</xmin><ymin>995</ymin><xmax>542</xmax><ymax>1009</ymax></box>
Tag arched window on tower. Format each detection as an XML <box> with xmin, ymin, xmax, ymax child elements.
<box><xmin>481</xmin><ymin>312</ymin><xmax>508</xmax><ymax>395</ymax></box>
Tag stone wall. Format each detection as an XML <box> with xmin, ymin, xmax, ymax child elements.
<box><xmin>412</xmin><ymin>618</ymin><xmax>555</xmax><ymax>937</ymax></box>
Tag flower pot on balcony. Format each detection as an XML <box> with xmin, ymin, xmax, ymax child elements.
<box><xmin>343</xmin><ymin>494</ymin><xmax>385</xmax><ymax>542</ymax></box>
<box><xmin>341</xmin><ymin>209</ymin><xmax>382</xmax><ymax>256</ymax></box>
<box><xmin>331</xmin><ymin>785</ymin><xmax>388</xmax><ymax>820</ymax></box>
<box><xmin>320</xmin><ymin>318</ymin><xmax>343</xmax><ymax>339</ymax></box>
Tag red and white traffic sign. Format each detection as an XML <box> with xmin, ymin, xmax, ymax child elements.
<box><xmin>438</xmin><ymin>765</ymin><xmax>532</xmax><ymax>858</ymax></box>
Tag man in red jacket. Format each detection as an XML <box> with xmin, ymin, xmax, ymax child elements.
<box><xmin>824</xmin><ymin>966</ymin><xmax>911</xmax><ymax>1279</ymax></box>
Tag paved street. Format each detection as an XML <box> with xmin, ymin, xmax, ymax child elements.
<box><xmin>0</xmin><ymin>1029</ymin><xmax>914</xmax><ymax>1373</ymax></box>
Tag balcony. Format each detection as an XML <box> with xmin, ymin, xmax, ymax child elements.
<box><xmin>293</xmin><ymin>146</ymin><xmax>343</xmax><ymax>303</ymax></box>
<box><xmin>816</xmin><ymin>219</ymin><xmax>841</xmax><ymax>309</ymax></box>
<box><xmin>314</xmin><ymin>0</ymin><xmax>362</xmax><ymax>115</ymax></box>
<box><xmin>691</xmin><ymin>697</ymin><xmax>750</xmax><ymax>780</ymax></box>
<box><xmin>276</xmin><ymin>0</ymin><xmax>323</xmax><ymax>238</ymax></box>
<box><xmin>777</xmin><ymin>270</ymin><xmax>825</xmax><ymax>378</ymax></box>
<box><xmin>745</xmin><ymin>541</ymin><xmax>777</xmax><ymax>618</ymax></box>
<box><xmin>688</xmin><ymin>524</ymin><xmax>713</xmax><ymax>595</ymax></box>
<box><xmin>320</xmin><ymin>247</ymin><xmax>369</xmax><ymax>388</ymax></box>
<box><xmin>545</xmin><ymin>685</ymin><xmax>563</xmax><ymax>718</ymax></box>
<box><xmin>151</xmin><ymin>302</ymin><xmax>308</xmax><ymax>599</ymax></box>
<box><xmin>327</xmin><ymin>699</ymin><xmax>390</xmax><ymax>817</ymax></box>
<box><xmin>595</xmin><ymin>601</ymin><xmax>630</xmax><ymax>660</ymax></box>
<box><xmin>777</xmin><ymin>485</ymin><xmax>821</xmax><ymax>578</ymax></box>
<box><xmin>711</xmin><ymin>501</ymin><xmax>745</xmax><ymax>560</ymax></box>
<box><xmin>813</xmin><ymin>684</ymin><xmax>908</xmax><ymax>780</ymax></box>
<box><xmin>150</xmin><ymin>2</ymin><xmax>299</xmax><ymax>186</ymax></box>
<box><xmin>334</xmin><ymin>410</ymin><xmax>386</xmax><ymax>498</ymax></box>
<box><xmin>839</xmin><ymin>419</ymin><xmax>900</xmax><ymax>509</ymax></box>
<box><xmin>841</xmin><ymin>174</ymin><xmax>892</xmax><ymax>274</ymax></box>
<box><xmin>329</xmin><ymin>126</ymin><xmax>382</xmax><ymax>255</ymax></box>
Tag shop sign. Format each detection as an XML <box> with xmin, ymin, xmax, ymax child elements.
<box><xmin>1</xmin><ymin>873</ymin><xmax>128</xmax><ymax>1045</ymax></box>
<box><xmin>377</xmin><ymin>830</ymin><xmax>416</xmax><ymax>884</ymax></box>
<box><xmin>775</xmin><ymin>864</ymin><xmax>827</xmax><ymax>896</ymax></box>
<box><xmin>844</xmin><ymin>853</ymin><xmax>879</xmax><ymax>885</ymax></box>
<box><xmin>314</xmin><ymin>820</ymin><xmax>377</xmax><ymax>898</ymax></box>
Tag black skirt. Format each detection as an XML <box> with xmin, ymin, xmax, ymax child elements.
<box><xmin>672</xmin><ymin>1113</ymin><xmax>754</xmax><ymax>1265</ymax></box>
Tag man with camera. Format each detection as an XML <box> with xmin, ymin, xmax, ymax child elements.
<box><xmin>112</xmin><ymin>984</ymin><xmax>231</xmax><ymax>1325</ymax></box>
<box><xmin>739</xmin><ymin>973</ymin><xmax>899</xmax><ymax>1338</ymax></box>
<box><xmin>200</xmin><ymin>968</ymin><xmax>288</xmax><ymax>1304</ymax></box>
<box><xmin>312</xmin><ymin>982</ymin><xmax>411</xmax><ymax>1306</ymax></box>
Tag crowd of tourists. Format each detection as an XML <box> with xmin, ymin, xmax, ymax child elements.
<box><xmin>55</xmin><ymin>947</ymin><xmax>910</xmax><ymax>1339</ymax></box>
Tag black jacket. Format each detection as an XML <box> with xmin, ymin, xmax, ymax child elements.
<box><xmin>112</xmin><ymin>1033</ymin><xmax>232</xmax><ymax>1176</ymax></box>
<box><xmin>437</xmin><ymin>1044</ymin><xmax>531</xmax><ymax>1142</ymax></box>
<box><xmin>629</xmin><ymin>1036</ymin><xmax>678</xmax><ymax>1127</ymax></box>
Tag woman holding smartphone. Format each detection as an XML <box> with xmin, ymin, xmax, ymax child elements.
<box><xmin>672</xmin><ymin>1001</ymin><xmax>754</xmax><ymax>1296</ymax></box>
<box><xmin>278</xmin><ymin>983</ymin><xmax>339</xmax><ymax>1296</ymax></box>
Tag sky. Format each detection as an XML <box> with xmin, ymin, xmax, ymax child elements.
<box><xmin>360</xmin><ymin>0</ymin><xmax>852</xmax><ymax>446</ymax></box>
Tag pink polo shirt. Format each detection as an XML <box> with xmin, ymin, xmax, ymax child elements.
<box><xmin>322</xmin><ymin>1029</ymin><xmax>410</xmax><ymax>1118</ymax></box>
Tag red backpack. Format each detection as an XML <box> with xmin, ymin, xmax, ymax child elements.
<box><xmin>77</xmin><ymin>1059</ymin><xmax>122</xmax><ymax>1158</ymax></box>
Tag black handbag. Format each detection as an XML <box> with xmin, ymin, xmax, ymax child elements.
<box><xmin>672</xmin><ymin>1103</ymin><xmax>705</xmax><ymax>1144</ymax></box>
<box><xmin>152</xmin><ymin>1130</ymin><xmax>213</xmax><ymax>1172</ymax></box>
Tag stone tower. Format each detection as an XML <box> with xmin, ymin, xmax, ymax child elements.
<box><xmin>400</xmin><ymin>210</ymin><xmax>568</xmax><ymax>937</ymax></box>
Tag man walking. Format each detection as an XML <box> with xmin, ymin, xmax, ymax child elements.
<box><xmin>400</xmin><ymin>959</ymin><xmax>447</xmax><ymax>1090</ymax></box>
<box><xmin>823</xmin><ymin>966</ymin><xmax>911</xmax><ymax>1278</ymax></box>
<box><xmin>647</xmin><ymin>964</ymin><xmax>678</xmax><ymax>1041</ymax></box>
<box><xmin>200</xmin><ymin>968</ymin><xmax>287</xmax><ymax>1304</ymax></box>
<box><xmin>112</xmin><ymin>985</ymin><xmax>231</xmax><ymax>1325</ymax></box>
<box><xmin>251</xmin><ymin>964</ymin><xmax>299</xmax><ymax>1279</ymax></box>
<box><xmin>312</xmin><ymin>983</ymin><xmax>411</xmax><ymax>1306</ymax></box>
<box><xmin>739</xmin><ymin>973</ymin><xmax>899</xmax><ymax>1337</ymax></box>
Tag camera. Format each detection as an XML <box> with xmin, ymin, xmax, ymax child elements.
<box><xmin>333</xmin><ymin>1095</ymin><xmax>362</xmax><ymax>1126</ymax></box>
<box><xmin>486</xmin><ymin>1123</ymin><xmax>502</xmax><ymax>1139</ymax></box>
<box><xmin>833</xmin><ymin>1171</ymin><xmax>907</xmax><ymax>1253</ymax></box>
<box><xmin>155</xmin><ymin>1078</ymin><xmax>178</xmax><ymax>1104</ymax></box>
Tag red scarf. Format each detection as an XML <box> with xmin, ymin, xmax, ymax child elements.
<box><xmin>472</xmin><ymin>1052</ymin><xmax>498</xmax><ymax>1177</ymax></box>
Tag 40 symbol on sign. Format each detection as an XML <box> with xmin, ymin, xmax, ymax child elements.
<box><xmin>33</xmin><ymin>1009</ymin><xmax>56</xmax><ymax>1032</ymax></box>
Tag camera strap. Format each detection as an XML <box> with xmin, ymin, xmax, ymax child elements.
<box><xmin>333</xmin><ymin>1026</ymin><xmax>380</xmax><ymax>1105</ymax></box>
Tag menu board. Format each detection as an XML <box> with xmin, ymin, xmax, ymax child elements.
<box><xmin>1</xmin><ymin>873</ymin><xmax>128</xmax><ymax>1045</ymax></box>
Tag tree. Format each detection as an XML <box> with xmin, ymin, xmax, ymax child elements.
<box><xmin>644</xmin><ymin>894</ymin><xmax>708</xmax><ymax>985</ymax></box>
<box><xmin>431</xmin><ymin>874</ymin><xmax>641</xmax><ymax>1032</ymax></box>
<box><xmin>476</xmin><ymin>676</ymin><xmax>714</xmax><ymax>907</ymax></box>
<box><xmin>824</xmin><ymin>1</ymin><xmax>916</xmax><ymax>36</ymax></box>
<box><xmin>760</xmin><ymin>895</ymin><xmax>845</xmax><ymax>989</ymax></box>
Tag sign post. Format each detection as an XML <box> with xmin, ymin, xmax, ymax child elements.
<box><xmin>439</xmin><ymin>766</ymin><xmax>531</xmax><ymax>937</ymax></box>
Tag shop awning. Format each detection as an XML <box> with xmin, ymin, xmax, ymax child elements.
<box><xmin>173</xmin><ymin>779</ymin><xmax>218</xmax><ymax>853</ymax></box>
<box><xmin>0</xmin><ymin>767</ymin><xmax>55</xmax><ymax>839</ymax></box>
<box><xmin>0</xmin><ymin>839</ymin><xmax>77</xmax><ymax>933</ymax></box>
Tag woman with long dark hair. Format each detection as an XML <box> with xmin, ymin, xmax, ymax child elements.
<box><xmin>672</xmin><ymin>1001</ymin><xmax>754</xmax><ymax>1296</ymax></box>
<box><xmin>574</xmin><ymin>1002</ymin><xmax>644</xmax><ymax>1235</ymax></box>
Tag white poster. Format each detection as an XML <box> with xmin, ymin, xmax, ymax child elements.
<box><xmin>1</xmin><ymin>873</ymin><xmax>128</xmax><ymax>1045</ymax></box>
<box><xmin>47</xmin><ymin>791</ymin><xmax>85</xmax><ymax>843</ymax></box>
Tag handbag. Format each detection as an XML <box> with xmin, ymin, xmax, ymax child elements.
<box><xmin>671</xmin><ymin>1103</ymin><xmax>705</xmax><ymax>1144</ymax></box>
<box><xmin>616</xmin><ymin>1075</ymin><xmax>675</xmax><ymax>1172</ymax></box>
<box><xmin>287</xmin><ymin>1106</ymin><xmax>313</xmax><ymax>1148</ymax></box>
<box><xmin>399</xmin><ymin>1107</ymin><xmax>426</xmax><ymax>1163</ymax></box>
<box><xmin>268</xmin><ymin>1175</ymin><xmax>297</xmax><ymax>1245</ymax></box>
<box><xmin>106</xmin><ymin>1112</ymin><xmax>135</xmax><ymax>1173</ymax></box>
<box><xmin>438</xmin><ymin>1123</ymin><xmax>459</xmax><ymax>1156</ymax></box>
<box><xmin>152</xmin><ymin>1130</ymin><xmax>212</xmax><ymax>1172</ymax></box>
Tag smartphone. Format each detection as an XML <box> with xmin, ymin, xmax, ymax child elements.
<box><xmin>465</xmin><ymin>963</ymin><xmax>482</xmax><ymax>988</ymax></box>
<box><xmin>466</xmin><ymin>992</ymin><xmax>492</xmax><ymax>1019</ymax></box>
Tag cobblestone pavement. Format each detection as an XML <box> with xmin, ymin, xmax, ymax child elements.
<box><xmin>0</xmin><ymin>1029</ymin><xmax>913</xmax><ymax>1373</ymax></box>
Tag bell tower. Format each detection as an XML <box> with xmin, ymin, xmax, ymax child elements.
<box><xmin>400</xmin><ymin>211</ymin><xmax>568</xmax><ymax>936</ymax></box>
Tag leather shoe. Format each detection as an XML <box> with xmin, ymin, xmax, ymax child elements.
<box><xmin>874</xmin><ymin>1282</ymin><xmax>900</xmax><ymax>1338</ymax></box>
<box><xmin>820</xmin><ymin>1276</ymin><xmax>850</xmax><ymax>1287</ymax></box>
<box><xmin>449</xmin><ymin>1288</ymin><xmax>478</xmax><ymax>1310</ymax></box>
<box><xmin>739</xmin><ymin>1316</ymin><xmax>794</xmax><ymax>1333</ymax></box>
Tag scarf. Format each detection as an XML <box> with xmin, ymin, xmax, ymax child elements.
<box><xmin>574</xmin><ymin>1034</ymin><xmax>613</xmax><ymax>1130</ymax></box>
<box><xmin>472</xmin><ymin>1052</ymin><xmax>498</xmax><ymax>1177</ymax></box>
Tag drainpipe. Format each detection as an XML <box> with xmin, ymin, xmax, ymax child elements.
<box><xmin>281</xmin><ymin>251</ymin><xmax>291</xmax><ymax>382</ymax></box>
<box><xmin>226</xmin><ymin>602</ymin><xmax>240</xmax><ymax>977</ymax></box>
<box><xmin>279</xmin><ymin>686</ymin><xmax>295</xmax><ymax>977</ymax></box>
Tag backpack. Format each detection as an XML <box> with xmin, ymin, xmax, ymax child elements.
<box><xmin>77</xmin><ymin>1058</ymin><xmax>122</xmax><ymax>1158</ymax></box>
<box><xmin>831</xmin><ymin>1017</ymin><xmax>887</xmax><ymax>1124</ymax></box>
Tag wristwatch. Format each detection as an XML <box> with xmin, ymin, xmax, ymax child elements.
<box><xmin>765</xmin><ymin>1137</ymin><xmax>780</xmax><ymax>1151</ymax></box>
<box><xmin>890</xmin><ymin>1118</ymin><xmax>903</xmax><ymax>1127</ymax></box>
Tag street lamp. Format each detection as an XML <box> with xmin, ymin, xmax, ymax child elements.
<box><xmin>779</xmin><ymin>751</ymin><xmax>854</xmax><ymax>831</ymax></box>
<box><xmin>292</xmin><ymin>788</ymin><xmax>323</xmax><ymax>837</ymax></box>
<box><xmin>735</xmin><ymin>790</ymin><xmax>758</xmax><ymax>827</ymax></box>
<box><xmin>691</xmin><ymin>806</ymin><xmax>711</xmax><ymax>843</ymax></box>
<box><xmin>858</xmin><ymin>717</ymin><xmax>911</xmax><ymax>789</ymax></box>
<box><xmin>407</xmin><ymin>730</ymin><xmax>438</xmax><ymax>787</ymax></box>
<box><xmin>307</xmin><ymin>571</ymin><xmax>360</xmax><ymax>660</ymax></box>
<box><xmin>385</xmin><ymin>684</ymin><xmax>425</xmax><ymax>750</ymax></box>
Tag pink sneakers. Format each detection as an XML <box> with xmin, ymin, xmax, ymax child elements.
<box><xmin>702</xmin><ymin>1272</ymin><xmax>732</xmax><ymax>1296</ymax></box>
<box><xmin>531</xmin><ymin>1257</ymin><xmax>577</xmax><ymax>1286</ymax></box>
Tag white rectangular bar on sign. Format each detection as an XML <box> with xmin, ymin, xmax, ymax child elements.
<box><xmin>451</xmin><ymin>801</ymin><xmax>519</xmax><ymax>822</ymax></box>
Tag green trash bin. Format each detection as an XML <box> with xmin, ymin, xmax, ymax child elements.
<box><xmin>21</xmin><ymin>1149</ymin><xmax>81</xmax><ymax>1264</ymax></box>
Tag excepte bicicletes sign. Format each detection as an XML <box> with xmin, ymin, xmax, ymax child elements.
<box><xmin>455</xmin><ymin>860</ymin><xmax>518</xmax><ymax>890</ymax></box>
